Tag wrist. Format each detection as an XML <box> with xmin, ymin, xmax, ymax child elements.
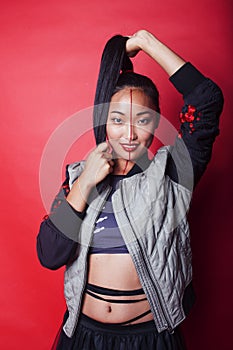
<box><xmin>136</xmin><ymin>30</ymin><xmax>159</xmax><ymax>52</ymax></box>
<box><xmin>78</xmin><ymin>171</ymin><xmax>95</xmax><ymax>190</ymax></box>
<box><xmin>66</xmin><ymin>173</ymin><xmax>94</xmax><ymax>212</ymax></box>
<box><xmin>139</xmin><ymin>31</ymin><xmax>186</xmax><ymax>76</ymax></box>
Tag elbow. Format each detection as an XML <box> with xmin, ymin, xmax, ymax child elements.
<box><xmin>36</xmin><ymin>238</ymin><xmax>64</xmax><ymax>270</ymax></box>
<box><xmin>213</xmin><ymin>81</ymin><xmax>224</xmax><ymax>116</ymax></box>
<box><xmin>211</xmin><ymin>80</ymin><xmax>224</xmax><ymax>116</ymax></box>
<box><xmin>37</xmin><ymin>255</ymin><xmax>62</xmax><ymax>271</ymax></box>
<box><xmin>36</xmin><ymin>219</ymin><xmax>79</xmax><ymax>270</ymax></box>
<box><xmin>37</xmin><ymin>254</ymin><xmax>62</xmax><ymax>271</ymax></box>
<box><xmin>218</xmin><ymin>88</ymin><xmax>224</xmax><ymax>115</ymax></box>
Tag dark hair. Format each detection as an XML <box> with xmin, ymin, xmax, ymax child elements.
<box><xmin>93</xmin><ymin>35</ymin><xmax>160</xmax><ymax>145</ymax></box>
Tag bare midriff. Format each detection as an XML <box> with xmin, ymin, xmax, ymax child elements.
<box><xmin>81</xmin><ymin>254</ymin><xmax>154</xmax><ymax>325</ymax></box>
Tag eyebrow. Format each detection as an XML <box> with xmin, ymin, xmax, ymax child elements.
<box><xmin>110</xmin><ymin>111</ymin><xmax>125</xmax><ymax>115</ymax></box>
<box><xmin>137</xmin><ymin>111</ymin><xmax>153</xmax><ymax>116</ymax></box>
<box><xmin>110</xmin><ymin>110</ymin><xmax>153</xmax><ymax>116</ymax></box>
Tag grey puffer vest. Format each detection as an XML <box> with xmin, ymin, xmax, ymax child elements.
<box><xmin>63</xmin><ymin>146</ymin><xmax>193</xmax><ymax>337</ymax></box>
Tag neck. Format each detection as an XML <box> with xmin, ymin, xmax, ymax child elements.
<box><xmin>112</xmin><ymin>158</ymin><xmax>135</xmax><ymax>175</ymax></box>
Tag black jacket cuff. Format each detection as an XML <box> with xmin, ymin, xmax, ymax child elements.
<box><xmin>169</xmin><ymin>62</ymin><xmax>206</xmax><ymax>97</ymax></box>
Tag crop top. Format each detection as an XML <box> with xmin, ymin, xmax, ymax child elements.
<box><xmin>89</xmin><ymin>174</ymin><xmax>129</xmax><ymax>254</ymax></box>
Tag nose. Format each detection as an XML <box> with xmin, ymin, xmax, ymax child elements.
<box><xmin>125</xmin><ymin>121</ymin><xmax>138</xmax><ymax>141</ymax></box>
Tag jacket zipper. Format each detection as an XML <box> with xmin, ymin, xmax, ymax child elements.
<box><xmin>144</xmin><ymin>257</ymin><xmax>174</xmax><ymax>332</ymax></box>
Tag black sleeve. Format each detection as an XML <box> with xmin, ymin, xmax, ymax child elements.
<box><xmin>36</xmin><ymin>218</ymin><xmax>80</xmax><ymax>270</ymax></box>
<box><xmin>166</xmin><ymin>62</ymin><xmax>224</xmax><ymax>189</ymax></box>
<box><xmin>36</xmin><ymin>168</ymin><xmax>86</xmax><ymax>270</ymax></box>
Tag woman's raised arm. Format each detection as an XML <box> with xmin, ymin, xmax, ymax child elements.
<box><xmin>126</xmin><ymin>29</ymin><xmax>224</xmax><ymax>188</ymax></box>
<box><xmin>126</xmin><ymin>29</ymin><xmax>185</xmax><ymax>76</ymax></box>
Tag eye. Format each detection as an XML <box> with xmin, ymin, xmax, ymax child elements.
<box><xmin>137</xmin><ymin>117</ymin><xmax>151</xmax><ymax>125</ymax></box>
<box><xmin>111</xmin><ymin>117</ymin><xmax>123</xmax><ymax>124</ymax></box>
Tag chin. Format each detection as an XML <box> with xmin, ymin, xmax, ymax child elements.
<box><xmin>116</xmin><ymin>152</ymin><xmax>143</xmax><ymax>163</ymax></box>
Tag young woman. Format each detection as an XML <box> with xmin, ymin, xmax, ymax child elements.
<box><xmin>37</xmin><ymin>30</ymin><xmax>224</xmax><ymax>349</ymax></box>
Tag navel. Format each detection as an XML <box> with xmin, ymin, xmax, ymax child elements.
<box><xmin>108</xmin><ymin>305</ymin><xmax>112</xmax><ymax>313</ymax></box>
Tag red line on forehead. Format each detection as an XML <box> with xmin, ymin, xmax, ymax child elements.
<box><xmin>122</xmin><ymin>88</ymin><xmax>133</xmax><ymax>175</ymax></box>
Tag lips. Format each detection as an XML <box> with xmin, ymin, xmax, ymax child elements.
<box><xmin>120</xmin><ymin>143</ymin><xmax>139</xmax><ymax>152</ymax></box>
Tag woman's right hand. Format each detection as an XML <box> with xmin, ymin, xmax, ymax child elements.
<box><xmin>81</xmin><ymin>142</ymin><xmax>114</xmax><ymax>188</ymax></box>
<box><xmin>66</xmin><ymin>142</ymin><xmax>114</xmax><ymax>212</ymax></box>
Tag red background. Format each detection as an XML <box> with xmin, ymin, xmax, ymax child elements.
<box><xmin>0</xmin><ymin>1</ymin><xmax>232</xmax><ymax>349</ymax></box>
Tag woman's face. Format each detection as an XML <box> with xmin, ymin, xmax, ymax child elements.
<box><xmin>106</xmin><ymin>87</ymin><xmax>158</xmax><ymax>163</ymax></box>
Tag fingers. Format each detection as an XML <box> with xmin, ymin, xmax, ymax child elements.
<box><xmin>92</xmin><ymin>141</ymin><xmax>115</xmax><ymax>169</ymax></box>
<box><xmin>126</xmin><ymin>36</ymin><xmax>141</xmax><ymax>57</ymax></box>
<box><xmin>107</xmin><ymin>161</ymin><xmax>114</xmax><ymax>174</ymax></box>
<box><xmin>101</xmin><ymin>146</ymin><xmax>114</xmax><ymax>172</ymax></box>
<box><xmin>96</xmin><ymin>142</ymin><xmax>113</xmax><ymax>161</ymax></box>
<box><xmin>96</xmin><ymin>142</ymin><xmax>110</xmax><ymax>153</ymax></box>
<box><xmin>102</xmin><ymin>151</ymin><xmax>112</xmax><ymax>160</ymax></box>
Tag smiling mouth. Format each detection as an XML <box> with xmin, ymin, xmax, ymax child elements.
<box><xmin>120</xmin><ymin>143</ymin><xmax>139</xmax><ymax>152</ymax></box>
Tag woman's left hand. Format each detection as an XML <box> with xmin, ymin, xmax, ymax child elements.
<box><xmin>126</xmin><ymin>31</ymin><xmax>143</xmax><ymax>57</ymax></box>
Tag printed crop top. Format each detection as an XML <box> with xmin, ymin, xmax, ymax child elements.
<box><xmin>89</xmin><ymin>174</ymin><xmax>129</xmax><ymax>254</ymax></box>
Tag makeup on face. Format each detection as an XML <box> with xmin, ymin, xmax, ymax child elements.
<box><xmin>106</xmin><ymin>88</ymin><xmax>157</xmax><ymax>174</ymax></box>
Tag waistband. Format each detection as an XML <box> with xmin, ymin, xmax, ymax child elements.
<box><xmin>79</xmin><ymin>313</ymin><xmax>157</xmax><ymax>335</ymax></box>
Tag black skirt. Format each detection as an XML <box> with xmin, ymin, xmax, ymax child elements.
<box><xmin>53</xmin><ymin>311</ymin><xmax>186</xmax><ymax>350</ymax></box>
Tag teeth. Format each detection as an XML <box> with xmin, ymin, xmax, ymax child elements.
<box><xmin>123</xmin><ymin>145</ymin><xmax>137</xmax><ymax>148</ymax></box>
